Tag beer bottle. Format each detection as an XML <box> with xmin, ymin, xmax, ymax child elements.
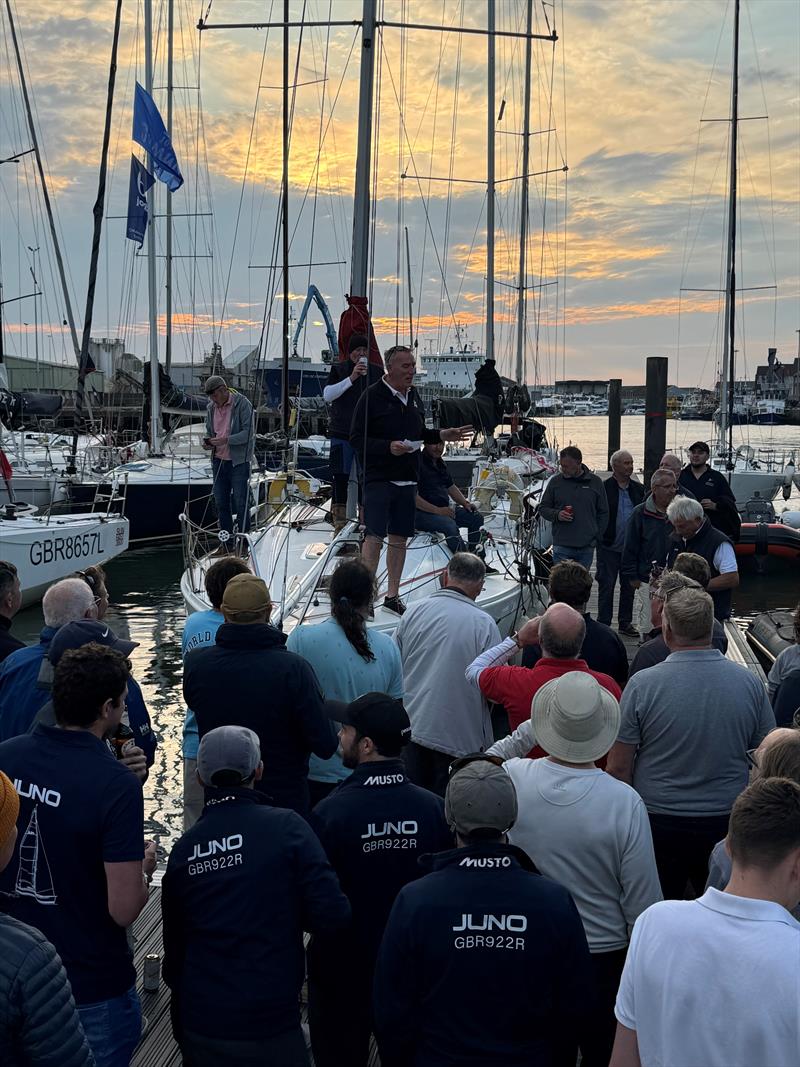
<box><xmin>112</xmin><ymin>722</ymin><xmax>136</xmax><ymax>760</ymax></box>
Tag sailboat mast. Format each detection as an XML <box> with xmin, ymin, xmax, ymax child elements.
<box><xmin>70</xmin><ymin>0</ymin><xmax>123</xmax><ymax>471</ymax></box>
<box><xmin>486</xmin><ymin>0</ymin><xmax>495</xmax><ymax>363</ymax></box>
<box><xmin>350</xmin><ymin>0</ymin><xmax>377</xmax><ymax>299</ymax></box>
<box><xmin>281</xmin><ymin>0</ymin><xmax>290</xmax><ymax>434</ymax></box>
<box><xmin>144</xmin><ymin>0</ymin><xmax>162</xmax><ymax>453</ymax></box>
<box><xmin>514</xmin><ymin>0</ymin><xmax>533</xmax><ymax>388</ymax></box>
<box><xmin>4</xmin><ymin>0</ymin><xmax>82</xmax><ymax>368</ymax></box>
<box><xmin>165</xmin><ymin>0</ymin><xmax>174</xmax><ymax>376</ymax></box>
<box><xmin>720</xmin><ymin>0</ymin><xmax>740</xmax><ymax>462</ymax></box>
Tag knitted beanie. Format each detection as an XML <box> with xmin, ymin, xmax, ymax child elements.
<box><xmin>0</xmin><ymin>770</ymin><xmax>20</xmax><ymax>851</ymax></box>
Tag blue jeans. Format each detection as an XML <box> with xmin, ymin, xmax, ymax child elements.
<box><xmin>596</xmin><ymin>545</ymin><xmax>634</xmax><ymax>627</ymax></box>
<box><xmin>552</xmin><ymin>544</ymin><xmax>595</xmax><ymax>570</ymax></box>
<box><xmin>78</xmin><ymin>985</ymin><xmax>141</xmax><ymax>1067</ymax></box>
<box><xmin>415</xmin><ymin>506</ymin><xmax>484</xmax><ymax>553</ymax></box>
<box><xmin>212</xmin><ymin>457</ymin><xmax>251</xmax><ymax>534</ymax></box>
<box><xmin>329</xmin><ymin>437</ymin><xmax>359</xmax><ymax>509</ymax></box>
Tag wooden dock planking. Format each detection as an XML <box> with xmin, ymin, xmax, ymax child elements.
<box><xmin>130</xmin><ymin>885</ymin><xmax>382</xmax><ymax>1066</ymax></box>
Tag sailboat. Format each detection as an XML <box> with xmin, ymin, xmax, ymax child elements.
<box><xmin>14</xmin><ymin>807</ymin><xmax>57</xmax><ymax>906</ymax></box>
<box><xmin>685</xmin><ymin>0</ymin><xmax>796</xmax><ymax>507</ymax></box>
<box><xmin>181</xmin><ymin>1</ymin><xmax>557</xmax><ymax>633</ymax></box>
<box><xmin>67</xmin><ymin>0</ymin><xmax>267</xmax><ymax>543</ymax></box>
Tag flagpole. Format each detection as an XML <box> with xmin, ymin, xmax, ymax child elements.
<box><xmin>144</xmin><ymin>0</ymin><xmax>162</xmax><ymax>453</ymax></box>
<box><xmin>69</xmin><ymin>0</ymin><xmax>123</xmax><ymax>474</ymax></box>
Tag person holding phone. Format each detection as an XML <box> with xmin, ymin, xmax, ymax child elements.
<box><xmin>202</xmin><ymin>375</ymin><xmax>255</xmax><ymax>537</ymax></box>
<box><xmin>322</xmin><ymin>334</ymin><xmax>382</xmax><ymax>534</ymax></box>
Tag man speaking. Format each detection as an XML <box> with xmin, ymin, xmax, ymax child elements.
<box><xmin>350</xmin><ymin>345</ymin><xmax>471</xmax><ymax>616</ymax></box>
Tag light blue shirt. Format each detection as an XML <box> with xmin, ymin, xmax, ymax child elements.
<box><xmin>286</xmin><ymin>617</ymin><xmax>404</xmax><ymax>783</ymax></box>
<box><xmin>181</xmin><ymin>609</ymin><xmax>224</xmax><ymax>758</ymax></box>
<box><xmin>613</xmin><ymin>485</ymin><xmax>635</xmax><ymax>550</ymax></box>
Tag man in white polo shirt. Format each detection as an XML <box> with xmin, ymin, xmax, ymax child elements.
<box><xmin>610</xmin><ymin>776</ymin><xmax>800</xmax><ymax>1067</ymax></box>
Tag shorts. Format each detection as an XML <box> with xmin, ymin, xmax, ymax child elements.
<box><xmin>363</xmin><ymin>481</ymin><xmax>416</xmax><ymax>539</ymax></box>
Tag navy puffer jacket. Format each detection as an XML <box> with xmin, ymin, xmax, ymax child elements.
<box><xmin>0</xmin><ymin>914</ymin><xmax>94</xmax><ymax>1066</ymax></box>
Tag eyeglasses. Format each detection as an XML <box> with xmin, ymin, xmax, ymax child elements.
<box><xmin>745</xmin><ymin>748</ymin><xmax>759</xmax><ymax>771</ymax></box>
<box><xmin>448</xmin><ymin>752</ymin><xmax>504</xmax><ymax>779</ymax></box>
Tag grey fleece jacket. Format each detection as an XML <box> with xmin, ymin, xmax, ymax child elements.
<box><xmin>204</xmin><ymin>390</ymin><xmax>255</xmax><ymax>465</ymax></box>
<box><xmin>538</xmin><ymin>466</ymin><xmax>609</xmax><ymax>548</ymax></box>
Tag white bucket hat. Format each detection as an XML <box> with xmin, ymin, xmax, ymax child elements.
<box><xmin>531</xmin><ymin>672</ymin><xmax>620</xmax><ymax>763</ymax></box>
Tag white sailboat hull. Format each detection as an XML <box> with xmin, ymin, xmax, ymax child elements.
<box><xmin>1</xmin><ymin>513</ymin><xmax>130</xmax><ymax>607</ymax></box>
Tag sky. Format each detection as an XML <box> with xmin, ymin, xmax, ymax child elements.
<box><xmin>0</xmin><ymin>0</ymin><xmax>798</xmax><ymax>389</ymax></box>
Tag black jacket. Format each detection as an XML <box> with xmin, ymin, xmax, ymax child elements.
<box><xmin>667</xmin><ymin>519</ymin><xmax>736</xmax><ymax>620</ymax></box>
<box><xmin>0</xmin><ymin>616</ymin><xmax>24</xmax><ymax>665</ymax></box>
<box><xmin>325</xmin><ymin>360</ymin><xmax>383</xmax><ymax>440</ymax></box>
<box><xmin>350</xmin><ymin>379</ymin><xmax>440</xmax><ymax>484</ymax></box>
<box><xmin>523</xmin><ymin>613</ymin><xmax>629</xmax><ymax>688</ymax></box>
<box><xmin>678</xmin><ymin>465</ymin><xmax>741</xmax><ymax>541</ymax></box>
<box><xmin>602</xmin><ymin>477</ymin><xmax>645</xmax><ymax>545</ymax></box>
<box><xmin>310</xmin><ymin>760</ymin><xmax>452</xmax><ymax>976</ymax></box>
<box><xmin>162</xmin><ymin>788</ymin><xmax>350</xmax><ymax>1041</ymax></box>
<box><xmin>629</xmin><ymin>622</ymin><xmax>729</xmax><ymax>676</ymax></box>
<box><xmin>182</xmin><ymin>622</ymin><xmax>337</xmax><ymax>816</ymax></box>
<box><xmin>373</xmin><ymin>841</ymin><xmax>595</xmax><ymax>1067</ymax></box>
<box><xmin>0</xmin><ymin>914</ymin><xmax>94</xmax><ymax>1067</ymax></box>
<box><xmin>621</xmin><ymin>495</ymin><xmax>674</xmax><ymax>582</ymax></box>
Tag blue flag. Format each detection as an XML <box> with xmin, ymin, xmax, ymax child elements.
<box><xmin>132</xmin><ymin>82</ymin><xmax>183</xmax><ymax>192</ymax></box>
<box><xmin>126</xmin><ymin>154</ymin><xmax>155</xmax><ymax>247</ymax></box>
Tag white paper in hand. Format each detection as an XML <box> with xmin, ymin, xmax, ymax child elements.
<box><xmin>401</xmin><ymin>439</ymin><xmax>423</xmax><ymax>452</ymax></box>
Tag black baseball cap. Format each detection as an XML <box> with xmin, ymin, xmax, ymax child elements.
<box><xmin>688</xmin><ymin>441</ymin><xmax>710</xmax><ymax>454</ymax></box>
<box><xmin>348</xmin><ymin>333</ymin><xmax>369</xmax><ymax>354</ymax></box>
<box><xmin>48</xmin><ymin>620</ymin><xmax>138</xmax><ymax>666</ymax></box>
<box><xmin>326</xmin><ymin>692</ymin><xmax>411</xmax><ymax>747</ymax></box>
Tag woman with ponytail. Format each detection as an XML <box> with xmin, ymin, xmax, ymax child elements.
<box><xmin>287</xmin><ymin>558</ymin><xmax>403</xmax><ymax>804</ymax></box>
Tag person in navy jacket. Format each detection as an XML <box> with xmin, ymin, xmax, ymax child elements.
<box><xmin>163</xmin><ymin>725</ymin><xmax>351</xmax><ymax>1067</ymax></box>
<box><xmin>373</xmin><ymin>757</ymin><xmax>596</xmax><ymax>1067</ymax></box>
<box><xmin>30</xmin><ymin>620</ymin><xmax>156</xmax><ymax>778</ymax></box>
<box><xmin>309</xmin><ymin>693</ymin><xmax>453</xmax><ymax>1067</ymax></box>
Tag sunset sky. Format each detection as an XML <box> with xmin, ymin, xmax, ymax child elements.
<box><xmin>0</xmin><ymin>0</ymin><xmax>798</xmax><ymax>388</ymax></box>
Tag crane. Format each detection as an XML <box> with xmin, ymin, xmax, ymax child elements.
<box><xmin>291</xmin><ymin>284</ymin><xmax>339</xmax><ymax>361</ymax></box>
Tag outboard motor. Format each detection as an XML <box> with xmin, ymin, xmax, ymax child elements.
<box><xmin>742</xmin><ymin>493</ymin><xmax>775</xmax><ymax>524</ymax></box>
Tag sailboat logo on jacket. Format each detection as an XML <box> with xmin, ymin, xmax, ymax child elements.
<box><xmin>14</xmin><ymin>806</ymin><xmax>57</xmax><ymax>906</ymax></box>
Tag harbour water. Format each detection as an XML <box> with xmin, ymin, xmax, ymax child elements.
<box><xmin>10</xmin><ymin>416</ymin><xmax>800</xmax><ymax>849</ymax></box>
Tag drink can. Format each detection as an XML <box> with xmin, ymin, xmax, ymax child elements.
<box><xmin>564</xmin><ymin>505</ymin><xmax>573</xmax><ymax>515</ymax></box>
<box><xmin>143</xmin><ymin>953</ymin><xmax>161</xmax><ymax>993</ymax></box>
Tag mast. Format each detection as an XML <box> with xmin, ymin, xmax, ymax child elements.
<box><xmin>165</xmin><ymin>0</ymin><xmax>174</xmax><ymax>375</ymax></box>
<box><xmin>404</xmin><ymin>226</ymin><xmax>414</xmax><ymax>348</ymax></box>
<box><xmin>144</xmin><ymin>0</ymin><xmax>162</xmax><ymax>453</ymax></box>
<box><xmin>350</xmin><ymin>0</ymin><xmax>377</xmax><ymax>298</ymax></box>
<box><xmin>70</xmin><ymin>0</ymin><xmax>123</xmax><ymax>472</ymax></box>
<box><xmin>281</xmin><ymin>0</ymin><xmax>290</xmax><ymax>434</ymax></box>
<box><xmin>486</xmin><ymin>0</ymin><xmax>495</xmax><ymax>363</ymax></box>
<box><xmin>514</xmin><ymin>0</ymin><xmax>533</xmax><ymax>387</ymax></box>
<box><xmin>4</xmin><ymin>0</ymin><xmax>82</xmax><ymax>368</ymax></box>
<box><xmin>719</xmin><ymin>0</ymin><xmax>740</xmax><ymax>462</ymax></box>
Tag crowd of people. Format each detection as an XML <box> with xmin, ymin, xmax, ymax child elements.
<box><xmin>0</xmin><ymin>432</ymin><xmax>799</xmax><ymax>1067</ymax></box>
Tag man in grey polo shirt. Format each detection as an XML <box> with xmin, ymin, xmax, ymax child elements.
<box><xmin>606</xmin><ymin>587</ymin><xmax>774</xmax><ymax>899</ymax></box>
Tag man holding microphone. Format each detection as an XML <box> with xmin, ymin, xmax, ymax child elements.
<box><xmin>350</xmin><ymin>345</ymin><xmax>471</xmax><ymax>615</ymax></box>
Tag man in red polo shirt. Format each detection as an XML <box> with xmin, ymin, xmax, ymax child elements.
<box><xmin>465</xmin><ymin>603</ymin><xmax>622</xmax><ymax>759</ymax></box>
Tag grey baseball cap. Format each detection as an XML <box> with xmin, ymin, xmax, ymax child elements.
<box><xmin>204</xmin><ymin>374</ymin><xmax>227</xmax><ymax>394</ymax></box>
<box><xmin>197</xmin><ymin>725</ymin><xmax>261</xmax><ymax>787</ymax></box>
<box><xmin>445</xmin><ymin>759</ymin><xmax>518</xmax><ymax>837</ymax></box>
